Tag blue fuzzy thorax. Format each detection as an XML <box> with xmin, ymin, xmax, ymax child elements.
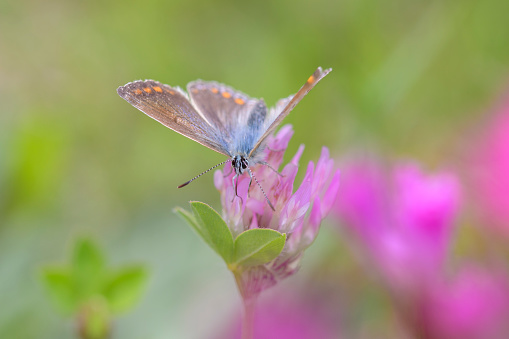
<box><xmin>227</xmin><ymin>100</ymin><xmax>268</xmax><ymax>159</ymax></box>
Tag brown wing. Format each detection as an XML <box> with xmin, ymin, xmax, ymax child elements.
<box><xmin>117</xmin><ymin>80</ymin><xmax>229</xmax><ymax>156</ymax></box>
<box><xmin>187</xmin><ymin>80</ymin><xmax>262</xmax><ymax>134</ymax></box>
<box><xmin>248</xmin><ymin>67</ymin><xmax>332</xmax><ymax>158</ymax></box>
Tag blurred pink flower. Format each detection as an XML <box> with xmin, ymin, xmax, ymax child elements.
<box><xmin>333</xmin><ymin>159</ymin><xmax>460</xmax><ymax>293</ymax></box>
<box><xmin>469</xmin><ymin>96</ymin><xmax>509</xmax><ymax>235</ymax></box>
<box><xmin>425</xmin><ymin>267</ymin><xmax>509</xmax><ymax>339</ymax></box>
<box><xmin>214</xmin><ymin>125</ymin><xmax>340</xmax><ymax>298</ymax></box>
<box><xmin>332</xmin><ymin>157</ymin><xmax>509</xmax><ymax>338</ymax></box>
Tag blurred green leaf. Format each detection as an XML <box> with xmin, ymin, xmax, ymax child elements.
<box><xmin>2</xmin><ymin>118</ymin><xmax>69</xmax><ymax>215</ymax></box>
<box><xmin>175</xmin><ymin>201</ymin><xmax>234</xmax><ymax>264</ymax></box>
<box><xmin>41</xmin><ymin>237</ymin><xmax>149</xmax><ymax>329</ymax></box>
<box><xmin>40</xmin><ymin>268</ymin><xmax>76</xmax><ymax>314</ymax></box>
<box><xmin>102</xmin><ymin>266</ymin><xmax>148</xmax><ymax>314</ymax></box>
<box><xmin>72</xmin><ymin>238</ymin><xmax>106</xmax><ymax>299</ymax></box>
<box><xmin>233</xmin><ymin>229</ymin><xmax>286</xmax><ymax>267</ymax></box>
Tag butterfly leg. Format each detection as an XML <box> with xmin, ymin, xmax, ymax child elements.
<box><xmin>247</xmin><ymin>170</ymin><xmax>253</xmax><ymax>198</ymax></box>
<box><xmin>259</xmin><ymin>161</ymin><xmax>284</xmax><ymax>177</ymax></box>
<box><xmin>266</xmin><ymin>145</ymin><xmax>285</xmax><ymax>152</ymax></box>
<box><xmin>223</xmin><ymin>166</ymin><xmax>233</xmax><ymax>178</ymax></box>
<box><xmin>231</xmin><ymin>174</ymin><xmax>244</xmax><ymax>205</ymax></box>
<box><xmin>246</xmin><ymin>167</ymin><xmax>276</xmax><ymax>211</ymax></box>
<box><xmin>231</xmin><ymin>174</ymin><xmax>237</xmax><ymax>202</ymax></box>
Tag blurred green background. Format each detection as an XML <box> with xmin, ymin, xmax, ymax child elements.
<box><xmin>1</xmin><ymin>0</ymin><xmax>509</xmax><ymax>338</ymax></box>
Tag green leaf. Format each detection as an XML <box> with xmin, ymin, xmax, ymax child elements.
<box><xmin>233</xmin><ymin>229</ymin><xmax>286</xmax><ymax>267</ymax></box>
<box><xmin>40</xmin><ymin>268</ymin><xmax>77</xmax><ymax>314</ymax></box>
<box><xmin>175</xmin><ymin>201</ymin><xmax>234</xmax><ymax>264</ymax></box>
<box><xmin>72</xmin><ymin>238</ymin><xmax>105</xmax><ymax>299</ymax></box>
<box><xmin>102</xmin><ymin>266</ymin><xmax>148</xmax><ymax>314</ymax></box>
<box><xmin>174</xmin><ymin>207</ymin><xmax>206</xmax><ymax>244</ymax></box>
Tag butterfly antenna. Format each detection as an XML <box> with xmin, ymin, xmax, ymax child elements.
<box><xmin>247</xmin><ymin>168</ymin><xmax>275</xmax><ymax>211</ymax></box>
<box><xmin>178</xmin><ymin>159</ymin><xmax>231</xmax><ymax>188</ymax></box>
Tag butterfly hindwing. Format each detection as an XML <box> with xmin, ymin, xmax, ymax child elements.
<box><xmin>187</xmin><ymin>81</ymin><xmax>261</xmax><ymax>129</ymax></box>
<box><xmin>117</xmin><ymin>80</ymin><xmax>229</xmax><ymax>156</ymax></box>
<box><xmin>187</xmin><ymin>81</ymin><xmax>268</xmax><ymax>155</ymax></box>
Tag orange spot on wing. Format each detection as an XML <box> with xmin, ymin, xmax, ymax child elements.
<box><xmin>133</xmin><ymin>89</ymin><xmax>143</xmax><ymax>95</ymax></box>
<box><xmin>234</xmin><ymin>98</ymin><xmax>245</xmax><ymax>105</ymax></box>
<box><xmin>192</xmin><ymin>89</ymin><xmax>199</xmax><ymax>94</ymax></box>
<box><xmin>143</xmin><ymin>87</ymin><xmax>152</xmax><ymax>93</ymax></box>
<box><xmin>307</xmin><ymin>75</ymin><xmax>315</xmax><ymax>84</ymax></box>
<box><xmin>169</xmin><ymin>90</ymin><xmax>175</xmax><ymax>95</ymax></box>
<box><xmin>211</xmin><ymin>88</ymin><xmax>219</xmax><ymax>94</ymax></box>
<box><xmin>153</xmin><ymin>86</ymin><xmax>163</xmax><ymax>93</ymax></box>
<box><xmin>222</xmin><ymin>92</ymin><xmax>232</xmax><ymax>98</ymax></box>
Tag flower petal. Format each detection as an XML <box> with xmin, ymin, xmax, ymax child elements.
<box><xmin>291</xmin><ymin>144</ymin><xmax>306</xmax><ymax>166</ymax></box>
<box><xmin>311</xmin><ymin>147</ymin><xmax>334</xmax><ymax>198</ymax></box>
<box><xmin>279</xmin><ymin>181</ymin><xmax>312</xmax><ymax>233</ymax></box>
<box><xmin>320</xmin><ymin>169</ymin><xmax>341</xmax><ymax>217</ymax></box>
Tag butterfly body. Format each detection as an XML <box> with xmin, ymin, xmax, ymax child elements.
<box><xmin>117</xmin><ymin>67</ymin><xmax>331</xmax><ymax>210</ymax></box>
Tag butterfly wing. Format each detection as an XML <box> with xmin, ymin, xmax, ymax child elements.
<box><xmin>248</xmin><ymin>67</ymin><xmax>332</xmax><ymax>158</ymax></box>
<box><xmin>117</xmin><ymin>80</ymin><xmax>229</xmax><ymax>156</ymax></box>
<box><xmin>187</xmin><ymin>80</ymin><xmax>267</xmax><ymax>155</ymax></box>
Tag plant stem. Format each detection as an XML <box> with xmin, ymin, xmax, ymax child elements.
<box><xmin>233</xmin><ymin>271</ymin><xmax>257</xmax><ymax>339</ymax></box>
<box><xmin>241</xmin><ymin>295</ymin><xmax>256</xmax><ymax>339</ymax></box>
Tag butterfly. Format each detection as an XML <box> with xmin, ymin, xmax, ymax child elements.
<box><xmin>117</xmin><ymin>67</ymin><xmax>331</xmax><ymax>210</ymax></box>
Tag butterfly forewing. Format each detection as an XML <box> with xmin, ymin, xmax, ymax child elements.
<box><xmin>117</xmin><ymin>80</ymin><xmax>229</xmax><ymax>156</ymax></box>
<box><xmin>248</xmin><ymin>67</ymin><xmax>332</xmax><ymax>157</ymax></box>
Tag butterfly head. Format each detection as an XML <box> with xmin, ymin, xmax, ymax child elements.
<box><xmin>232</xmin><ymin>155</ymin><xmax>249</xmax><ymax>175</ymax></box>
